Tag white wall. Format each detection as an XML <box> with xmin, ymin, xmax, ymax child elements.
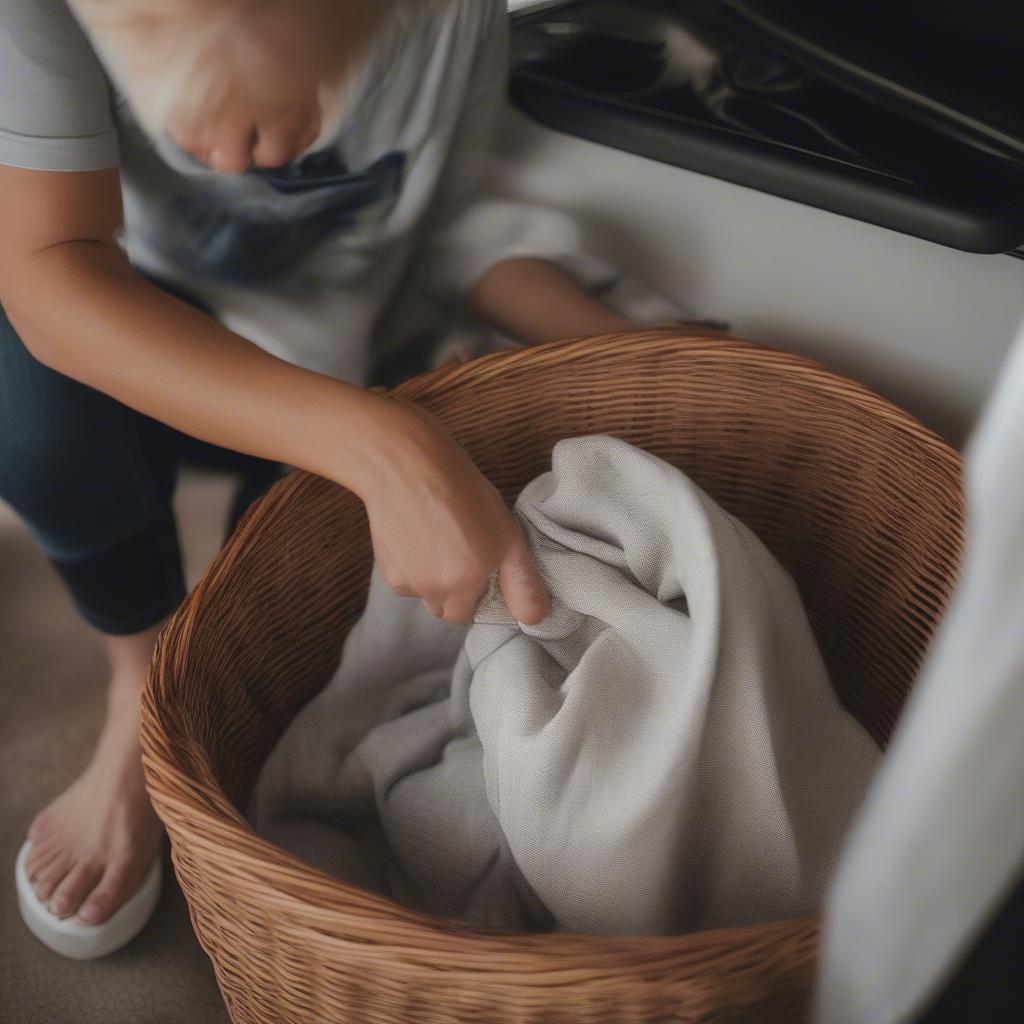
<box><xmin>494</xmin><ymin>106</ymin><xmax>1024</xmax><ymax>445</ymax></box>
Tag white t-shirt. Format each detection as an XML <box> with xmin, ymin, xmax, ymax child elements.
<box><xmin>0</xmin><ymin>0</ymin><xmax>613</xmax><ymax>382</ymax></box>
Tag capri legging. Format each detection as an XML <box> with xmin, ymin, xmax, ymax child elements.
<box><xmin>0</xmin><ymin>287</ymin><xmax>284</xmax><ymax>635</ymax></box>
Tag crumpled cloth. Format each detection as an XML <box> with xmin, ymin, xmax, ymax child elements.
<box><xmin>249</xmin><ymin>435</ymin><xmax>879</xmax><ymax>934</ymax></box>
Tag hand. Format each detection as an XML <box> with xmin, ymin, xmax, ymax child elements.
<box><xmin>346</xmin><ymin>395</ymin><xmax>550</xmax><ymax>626</ymax></box>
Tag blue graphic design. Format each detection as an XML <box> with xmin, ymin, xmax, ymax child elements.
<box><xmin>161</xmin><ymin>150</ymin><xmax>407</xmax><ymax>285</ymax></box>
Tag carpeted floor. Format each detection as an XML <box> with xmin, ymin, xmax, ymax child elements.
<box><xmin>0</xmin><ymin>472</ymin><xmax>235</xmax><ymax>1024</ymax></box>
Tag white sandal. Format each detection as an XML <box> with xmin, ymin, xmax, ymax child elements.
<box><xmin>15</xmin><ymin>840</ymin><xmax>162</xmax><ymax>960</ymax></box>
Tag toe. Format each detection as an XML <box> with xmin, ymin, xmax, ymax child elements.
<box><xmin>32</xmin><ymin>854</ymin><xmax>74</xmax><ymax>903</ymax></box>
<box><xmin>27</xmin><ymin>809</ymin><xmax>53</xmax><ymax>845</ymax></box>
<box><xmin>25</xmin><ymin>836</ymin><xmax>58</xmax><ymax>878</ymax></box>
<box><xmin>26</xmin><ymin>840</ymin><xmax>64</xmax><ymax>881</ymax></box>
<box><xmin>77</xmin><ymin>861</ymin><xmax>140</xmax><ymax>926</ymax></box>
<box><xmin>26</xmin><ymin>818</ymin><xmax>63</xmax><ymax>875</ymax></box>
<box><xmin>48</xmin><ymin>861</ymin><xmax>103</xmax><ymax>920</ymax></box>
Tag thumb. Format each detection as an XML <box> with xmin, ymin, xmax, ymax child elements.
<box><xmin>497</xmin><ymin>531</ymin><xmax>550</xmax><ymax>626</ymax></box>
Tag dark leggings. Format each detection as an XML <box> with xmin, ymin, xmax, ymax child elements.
<box><xmin>0</xmin><ymin>296</ymin><xmax>283</xmax><ymax>636</ymax></box>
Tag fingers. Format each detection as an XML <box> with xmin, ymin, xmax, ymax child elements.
<box><xmin>387</xmin><ymin>575</ymin><xmax>483</xmax><ymax>626</ymax></box>
<box><xmin>379</xmin><ymin>566</ymin><xmax>470</xmax><ymax>624</ymax></box>
<box><xmin>498</xmin><ymin>534</ymin><xmax>550</xmax><ymax>626</ymax></box>
<box><xmin>438</xmin><ymin>579</ymin><xmax>490</xmax><ymax>626</ymax></box>
<box><xmin>379</xmin><ymin>540</ymin><xmax>548</xmax><ymax>628</ymax></box>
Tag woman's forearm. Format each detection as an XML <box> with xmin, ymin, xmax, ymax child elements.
<box><xmin>3</xmin><ymin>240</ymin><xmax>384</xmax><ymax>492</ymax></box>
<box><xmin>471</xmin><ymin>257</ymin><xmax>631</xmax><ymax>346</ymax></box>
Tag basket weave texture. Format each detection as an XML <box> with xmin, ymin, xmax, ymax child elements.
<box><xmin>142</xmin><ymin>332</ymin><xmax>964</xmax><ymax>1024</ymax></box>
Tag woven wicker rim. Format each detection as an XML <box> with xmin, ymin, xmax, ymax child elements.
<box><xmin>141</xmin><ymin>330</ymin><xmax>963</xmax><ymax>1009</ymax></box>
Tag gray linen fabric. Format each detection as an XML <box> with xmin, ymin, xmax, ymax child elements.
<box><xmin>250</xmin><ymin>435</ymin><xmax>879</xmax><ymax>934</ymax></box>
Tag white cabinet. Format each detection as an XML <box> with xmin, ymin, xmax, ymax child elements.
<box><xmin>494</xmin><ymin>105</ymin><xmax>1024</xmax><ymax>444</ymax></box>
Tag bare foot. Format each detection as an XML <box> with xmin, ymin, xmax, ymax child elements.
<box><xmin>24</xmin><ymin>627</ymin><xmax>165</xmax><ymax>926</ymax></box>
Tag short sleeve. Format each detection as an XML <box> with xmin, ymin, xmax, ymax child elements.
<box><xmin>415</xmin><ymin>0</ymin><xmax>615</xmax><ymax>303</ymax></box>
<box><xmin>0</xmin><ymin>0</ymin><xmax>119</xmax><ymax>171</ymax></box>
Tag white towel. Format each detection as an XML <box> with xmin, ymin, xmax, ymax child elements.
<box><xmin>250</xmin><ymin>435</ymin><xmax>879</xmax><ymax>934</ymax></box>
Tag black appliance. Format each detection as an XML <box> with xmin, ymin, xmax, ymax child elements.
<box><xmin>509</xmin><ymin>0</ymin><xmax>1024</xmax><ymax>252</ymax></box>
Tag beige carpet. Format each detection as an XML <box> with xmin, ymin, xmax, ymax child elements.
<box><xmin>0</xmin><ymin>472</ymin><xmax>235</xmax><ymax>1024</ymax></box>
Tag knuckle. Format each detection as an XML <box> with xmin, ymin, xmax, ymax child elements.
<box><xmin>440</xmin><ymin>602</ymin><xmax>471</xmax><ymax>626</ymax></box>
<box><xmin>439</xmin><ymin>570</ymin><xmax>467</xmax><ymax>596</ymax></box>
<box><xmin>420</xmin><ymin>586</ymin><xmax>448</xmax><ymax>610</ymax></box>
<box><xmin>456</xmin><ymin>557</ymin><xmax>491</xmax><ymax>588</ymax></box>
<box><xmin>381</xmin><ymin>570</ymin><xmax>412</xmax><ymax>597</ymax></box>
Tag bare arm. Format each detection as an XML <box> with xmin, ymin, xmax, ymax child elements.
<box><xmin>0</xmin><ymin>165</ymin><xmax>549</xmax><ymax>625</ymax></box>
<box><xmin>472</xmin><ymin>257</ymin><xmax>631</xmax><ymax>346</ymax></box>
<box><xmin>0</xmin><ymin>165</ymin><xmax>393</xmax><ymax>491</ymax></box>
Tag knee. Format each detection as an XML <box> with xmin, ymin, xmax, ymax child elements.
<box><xmin>0</xmin><ymin>389</ymin><xmax>100</xmax><ymax>530</ymax></box>
<box><xmin>0</xmin><ymin>324</ymin><xmax>67</xmax><ymax>506</ymax></box>
<box><xmin>0</xmin><ymin>403</ymin><xmax>174</xmax><ymax>560</ymax></box>
<box><xmin>0</xmin><ymin>336</ymin><xmax>78</xmax><ymax>496</ymax></box>
<box><xmin>0</xmin><ymin>329</ymin><xmax>168</xmax><ymax>553</ymax></box>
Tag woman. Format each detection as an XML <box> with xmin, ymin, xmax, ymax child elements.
<box><xmin>0</xmin><ymin>0</ymin><xmax>639</xmax><ymax>932</ymax></box>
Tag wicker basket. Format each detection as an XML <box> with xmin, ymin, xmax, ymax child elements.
<box><xmin>141</xmin><ymin>331</ymin><xmax>964</xmax><ymax>1024</ymax></box>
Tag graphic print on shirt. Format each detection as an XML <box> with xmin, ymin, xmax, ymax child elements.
<box><xmin>155</xmin><ymin>148</ymin><xmax>408</xmax><ymax>285</ymax></box>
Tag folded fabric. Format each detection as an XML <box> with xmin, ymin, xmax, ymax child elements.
<box><xmin>249</xmin><ymin>435</ymin><xmax>879</xmax><ymax>934</ymax></box>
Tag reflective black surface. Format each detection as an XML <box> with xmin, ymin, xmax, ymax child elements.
<box><xmin>722</xmin><ymin>0</ymin><xmax>1024</xmax><ymax>157</ymax></box>
<box><xmin>510</xmin><ymin>0</ymin><xmax>1024</xmax><ymax>251</ymax></box>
